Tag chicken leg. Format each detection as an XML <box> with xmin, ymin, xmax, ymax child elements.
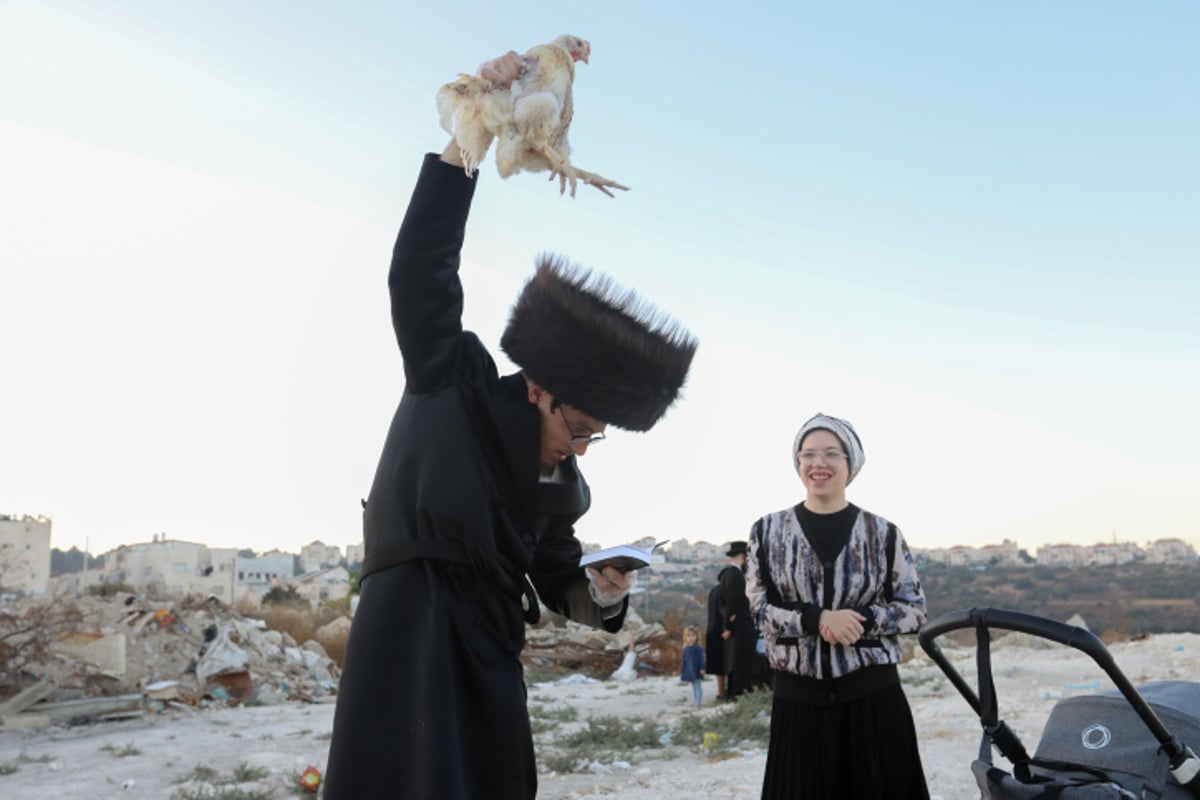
<box><xmin>535</xmin><ymin>145</ymin><xmax>627</xmax><ymax>197</ymax></box>
<box><xmin>560</xmin><ymin>166</ymin><xmax>629</xmax><ymax>198</ymax></box>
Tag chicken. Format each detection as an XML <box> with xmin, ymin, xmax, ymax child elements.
<box><xmin>436</xmin><ymin>35</ymin><xmax>628</xmax><ymax>198</ymax></box>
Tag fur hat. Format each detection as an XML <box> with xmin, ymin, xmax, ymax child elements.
<box><xmin>501</xmin><ymin>254</ymin><xmax>698</xmax><ymax>431</ymax></box>
<box><xmin>793</xmin><ymin>412</ymin><xmax>866</xmax><ymax>484</ymax></box>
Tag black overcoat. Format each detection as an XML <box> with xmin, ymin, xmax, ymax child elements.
<box><xmin>719</xmin><ymin>563</ymin><xmax>758</xmax><ymax>698</ymax></box>
<box><xmin>705</xmin><ymin>582</ymin><xmax>726</xmax><ymax>676</ymax></box>
<box><xmin>323</xmin><ymin>155</ymin><xmax>627</xmax><ymax>800</ymax></box>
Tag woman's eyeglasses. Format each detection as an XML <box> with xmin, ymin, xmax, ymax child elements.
<box><xmin>797</xmin><ymin>448</ymin><xmax>846</xmax><ymax>464</ymax></box>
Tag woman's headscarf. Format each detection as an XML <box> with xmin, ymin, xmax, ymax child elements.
<box><xmin>792</xmin><ymin>412</ymin><xmax>865</xmax><ymax>485</ymax></box>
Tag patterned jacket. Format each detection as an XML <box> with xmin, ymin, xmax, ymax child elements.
<box><xmin>745</xmin><ymin>504</ymin><xmax>926</xmax><ymax>679</ymax></box>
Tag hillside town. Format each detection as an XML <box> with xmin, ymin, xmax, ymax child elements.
<box><xmin>2</xmin><ymin>512</ymin><xmax>1196</xmax><ymax>600</ymax></box>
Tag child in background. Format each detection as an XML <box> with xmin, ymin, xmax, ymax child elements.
<box><xmin>680</xmin><ymin>626</ymin><xmax>706</xmax><ymax>708</ymax></box>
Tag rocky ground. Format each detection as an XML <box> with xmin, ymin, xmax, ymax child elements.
<box><xmin>1</xmin><ymin>628</ymin><xmax>1197</xmax><ymax>799</ymax></box>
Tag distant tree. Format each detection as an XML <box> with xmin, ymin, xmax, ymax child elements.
<box><xmin>293</xmin><ymin>555</ymin><xmax>303</xmax><ymax>577</ymax></box>
<box><xmin>238</xmin><ymin>548</ymin><xmax>256</xmax><ymax>558</ymax></box>
<box><xmin>0</xmin><ymin>592</ymin><xmax>86</xmax><ymax>693</ymax></box>
<box><xmin>262</xmin><ymin>584</ymin><xmax>302</xmax><ymax>606</ymax></box>
<box><xmin>86</xmin><ymin>581</ymin><xmax>134</xmax><ymax>598</ymax></box>
<box><xmin>50</xmin><ymin>546</ymin><xmax>90</xmax><ymax>574</ymax></box>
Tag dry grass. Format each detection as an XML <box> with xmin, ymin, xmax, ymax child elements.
<box><xmin>254</xmin><ymin>603</ymin><xmax>351</xmax><ymax>667</ymax></box>
<box><xmin>258</xmin><ymin>604</ymin><xmax>316</xmax><ymax>646</ymax></box>
<box><xmin>316</xmin><ymin>627</ymin><xmax>348</xmax><ymax>668</ymax></box>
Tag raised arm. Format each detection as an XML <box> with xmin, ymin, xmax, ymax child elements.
<box><xmin>388</xmin><ymin>150</ymin><xmax>476</xmax><ymax>392</ymax></box>
<box><xmin>389</xmin><ymin>52</ymin><xmax>524</xmax><ymax>392</ymax></box>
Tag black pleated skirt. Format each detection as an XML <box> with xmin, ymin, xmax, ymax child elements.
<box><xmin>761</xmin><ymin>669</ymin><xmax>930</xmax><ymax>799</ymax></box>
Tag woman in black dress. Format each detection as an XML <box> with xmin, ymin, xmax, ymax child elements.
<box><xmin>746</xmin><ymin>413</ymin><xmax>929</xmax><ymax>799</ymax></box>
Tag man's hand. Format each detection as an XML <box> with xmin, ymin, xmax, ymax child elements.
<box><xmin>818</xmin><ymin>608</ymin><xmax>866</xmax><ymax>646</ymax></box>
<box><xmin>586</xmin><ymin>565</ymin><xmax>635</xmax><ymax>607</ymax></box>
<box><xmin>440</xmin><ymin>50</ymin><xmax>525</xmax><ymax>169</ymax></box>
<box><xmin>477</xmin><ymin>50</ymin><xmax>524</xmax><ymax>85</ymax></box>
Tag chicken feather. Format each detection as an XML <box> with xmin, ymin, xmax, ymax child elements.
<box><xmin>436</xmin><ymin>35</ymin><xmax>627</xmax><ymax>197</ymax></box>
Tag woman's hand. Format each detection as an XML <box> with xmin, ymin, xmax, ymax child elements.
<box><xmin>818</xmin><ymin>608</ymin><xmax>866</xmax><ymax>646</ymax></box>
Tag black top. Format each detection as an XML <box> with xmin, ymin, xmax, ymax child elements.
<box><xmin>795</xmin><ymin>502</ymin><xmax>875</xmax><ymax>634</ymax></box>
<box><xmin>796</xmin><ymin>502</ymin><xmax>860</xmax><ymax>564</ymax></box>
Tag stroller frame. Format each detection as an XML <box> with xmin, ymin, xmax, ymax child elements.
<box><xmin>919</xmin><ymin>608</ymin><xmax>1200</xmax><ymax>799</ymax></box>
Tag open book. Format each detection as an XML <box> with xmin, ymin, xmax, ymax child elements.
<box><xmin>580</xmin><ymin>540</ymin><xmax>667</xmax><ymax>573</ymax></box>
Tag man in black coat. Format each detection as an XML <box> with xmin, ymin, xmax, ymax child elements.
<box><xmin>705</xmin><ymin>580</ymin><xmax>727</xmax><ymax>701</ymax></box>
<box><xmin>719</xmin><ymin>540</ymin><xmax>758</xmax><ymax>700</ymax></box>
<box><xmin>322</xmin><ymin>54</ymin><xmax>697</xmax><ymax>800</ymax></box>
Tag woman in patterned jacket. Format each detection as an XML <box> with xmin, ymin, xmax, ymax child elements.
<box><xmin>746</xmin><ymin>412</ymin><xmax>929</xmax><ymax>799</ymax></box>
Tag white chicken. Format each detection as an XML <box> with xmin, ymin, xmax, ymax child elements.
<box><xmin>436</xmin><ymin>35</ymin><xmax>628</xmax><ymax>197</ymax></box>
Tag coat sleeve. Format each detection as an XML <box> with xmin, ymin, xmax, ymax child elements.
<box><xmin>746</xmin><ymin>518</ymin><xmax>810</xmax><ymax>639</ymax></box>
<box><xmin>863</xmin><ymin>526</ymin><xmax>927</xmax><ymax>636</ymax></box>
<box><xmin>389</xmin><ymin>154</ymin><xmax>479</xmax><ymax>393</ymax></box>
<box><xmin>529</xmin><ymin>523</ymin><xmax>627</xmax><ymax>632</ymax></box>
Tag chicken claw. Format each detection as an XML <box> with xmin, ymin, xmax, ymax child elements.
<box><xmin>573</xmin><ymin>167</ymin><xmax>629</xmax><ymax>198</ymax></box>
<box><xmin>549</xmin><ymin>166</ymin><xmax>629</xmax><ymax>198</ymax></box>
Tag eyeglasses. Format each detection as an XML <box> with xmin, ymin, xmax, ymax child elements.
<box><xmin>559</xmin><ymin>406</ymin><xmax>606</xmax><ymax>446</ymax></box>
<box><xmin>797</xmin><ymin>448</ymin><xmax>846</xmax><ymax>464</ymax></box>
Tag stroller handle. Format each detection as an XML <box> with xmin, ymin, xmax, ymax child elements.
<box><xmin>919</xmin><ymin>607</ymin><xmax>1200</xmax><ymax>796</ymax></box>
<box><xmin>920</xmin><ymin>607</ymin><xmax>1110</xmax><ymax>662</ymax></box>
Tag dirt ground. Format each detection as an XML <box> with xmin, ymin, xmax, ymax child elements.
<box><xmin>2</xmin><ymin>631</ymin><xmax>1197</xmax><ymax>799</ymax></box>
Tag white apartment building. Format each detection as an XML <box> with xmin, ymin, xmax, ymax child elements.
<box><xmin>978</xmin><ymin>539</ymin><xmax>1026</xmax><ymax>567</ymax></box>
<box><xmin>300</xmin><ymin>540</ymin><xmax>343</xmax><ymax>573</ymax></box>
<box><xmin>666</xmin><ymin>539</ymin><xmax>726</xmax><ymax>563</ymax></box>
<box><xmin>1088</xmin><ymin>541</ymin><xmax>1141</xmax><ymax>565</ymax></box>
<box><xmin>0</xmin><ymin>513</ymin><xmax>52</xmax><ymax>594</ymax></box>
<box><xmin>283</xmin><ymin>566</ymin><xmax>351</xmax><ymax>609</ymax></box>
<box><xmin>912</xmin><ymin>538</ymin><xmax>1196</xmax><ymax>568</ymax></box>
<box><xmin>236</xmin><ymin>550</ymin><xmax>296</xmax><ymax>600</ymax></box>
<box><xmin>344</xmin><ymin>542</ymin><xmax>365</xmax><ymax>566</ymax></box>
<box><xmin>1034</xmin><ymin>544</ymin><xmax>1089</xmax><ymax>567</ymax></box>
<box><xmin>1144</xmin><ymin>538</ymin><xmax>1198</xmax><ymax>563</ymax></box>
<box><xmin>941</xmin><ymin>545</ymin><xmax>985</xmax><ymax>567</ymax></box>
<box><xmin>102</xmin><ymin>536</ymin><xmax>237</xmax><ymax>598</ymax></box>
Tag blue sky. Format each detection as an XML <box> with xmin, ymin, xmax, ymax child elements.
<box><xmin>2</xmin><ymin>1</ymin><xmax>1197</xmax><ymax>557</ymax></box>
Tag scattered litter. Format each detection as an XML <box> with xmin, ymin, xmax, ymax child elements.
<box><xmin>298</xmin><ymin>765</ymin><xmax>322</xmax><ymax>793</ymax></box>
<box><xmin>537</xmin><ymin>673</ymin><xmax>598</xmax><ymax>687</ymax></box>
<box><xmin>196</xmin><ymin>624</ymin><xmax>250</xmax><ymax>683</ymax></box>
<box><xmin>611</xmin><ymin>650</ymin><xmax>638</xmax><ymax>682</ymax></box>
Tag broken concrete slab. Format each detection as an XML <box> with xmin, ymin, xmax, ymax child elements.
<box><xmin>0</xmin><ymin>679</ymin><xmax>57</xmax><ymax>719</ymax></box>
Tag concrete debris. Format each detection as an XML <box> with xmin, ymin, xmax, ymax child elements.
<box><xmin>522</xmin><ymin>606</ymin><xmax>677</xmax><ymax>680</ymax></box>
<box><xmin>2</xmin><ymin>591</ymin><xmax>679</xmax><ymax>731</ymax></box>
<box><xmin>0</xmin><ymin>591</ymin><xmax>342</xmax><ymax>730</ymax></box>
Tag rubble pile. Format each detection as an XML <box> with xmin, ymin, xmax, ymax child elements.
<box><xmin>0</xmin><ymin>591</ymin><xmax>341</xmax><ymax>731</ymax></box>
<box><xmin>2</xmin><ymin>592</ymin><xmax>681</xmax><ymax>730</ymax></box>
<box><xmin>523</xmin><ymin>606</ymin><xmax>678</xmax><ymax>678</ymax></box>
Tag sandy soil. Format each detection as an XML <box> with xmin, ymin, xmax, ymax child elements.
<box><xmin>2</xmin><ymin>631</ymin><xmax>1197</xmax><ymax>799</ymax></box>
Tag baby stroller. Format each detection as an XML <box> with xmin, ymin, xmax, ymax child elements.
<box><xmin>919</xmin><ymin>608</ymin><xmax>1200</xmax><ymax>798</ymax></box>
